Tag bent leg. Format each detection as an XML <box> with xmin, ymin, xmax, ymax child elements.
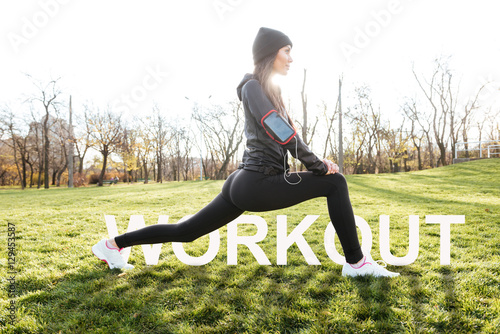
<box><xmin>325</xmin><ymin>175</ymin><xmax>363</xmax><ymax>264</ymax></box>
<box><xmin>228</xmin><ymin>170</ymin><xmax>363</xmax><ymax>263</ymax></box>
<box><xmin>115</xmin><ymin>193</ymin><xmax>244</xmax><ymax>248</ymax></box>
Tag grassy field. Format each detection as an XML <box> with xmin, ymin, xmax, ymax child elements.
<box><xmin>1</xmin><ymin>159</ymin><xmax>499</xmax><ymax>333</ymax></box>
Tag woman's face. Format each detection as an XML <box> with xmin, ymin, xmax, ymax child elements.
<box><xmin>272</xmin><ymin>45</ymin><xmax>293</xmax><ymax>76</ymax></box>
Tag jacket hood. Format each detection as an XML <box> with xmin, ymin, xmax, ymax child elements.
<box><xmin>236</xmin><ymin>73</ymin><xmax>255</xmax><ymax>101</ymax></box>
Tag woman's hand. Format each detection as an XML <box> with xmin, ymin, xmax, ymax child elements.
<box><xmin>323</xmin><ymin>159</ymin><xmax>339</xmax><ymax>175</ymax></box>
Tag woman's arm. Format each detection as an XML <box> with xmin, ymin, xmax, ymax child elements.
<box><xmin>284</xmin><ymin>135</ymin><xmax>328</xmax><ymax>175</ymax></box>
<box><xmin>242</xmin><ymin>79</ymin><xmax>277</xmax><ymax>119</ymax></box>
<box><xmin>322</xmin><ymin>159</ymin><xmax>339</xmax><ymax>175</ymax></box>
<box><xmin>242</xmin><ymin>79</ymin><xmax>328</xmax><ymax>175</ymax></box>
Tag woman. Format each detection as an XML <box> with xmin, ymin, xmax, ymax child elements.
<box><xmin>92</xmin><ymin>27</ymin><xmax>399</xmax><ymax>277</ymax></box>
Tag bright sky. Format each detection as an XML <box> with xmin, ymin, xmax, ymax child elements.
<box><xmin>1</xmin><ymin>0</ymin><xmax>499</xmax><ymax>128</ymax></box>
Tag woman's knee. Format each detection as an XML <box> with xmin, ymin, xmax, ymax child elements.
<box><xmin>326</xmin><ymin>172</ymin><xmax>346</xmax><ymax>183</ymax></box>
<box><xmin>326</xmin><ymin>173</ymin><xmax>348</xmax><ymax>191</ymax></box>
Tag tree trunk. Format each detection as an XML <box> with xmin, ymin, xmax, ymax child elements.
<box><xmin>11</xmin><ymin>136</ymin><xmax>25</xmax><ymax>190</ymax></box>
<box><xmin>152</xmin><ymin>162</ymin><xmax>156</xmax><ymax>182</ymax></box>
<box><xmin>21</xmin><ymin>154</ymin><xmax>27</xmax><ymax>189</ymax></box>
<box><xmin>56</xmin><ymin>163</ymin><xmax>67</xmax><ymax>187</ymax></box>
<box><xmin>417</xmin><ymin>145</ymin><xmax>422</xmax><ymax>170</ymax></box>
<box><xmin>37</xmin><ymin>159</ymin><xmax>43</xmax><ymax>189</ymax></box>
<box><xmin>437</xmin><ymin>141</ymin><xmax>446</xmax><ymax>166</ymax></box>
<box><xmin>157</xmin><ymin>152</ymin><xmax>162</xmax><ymax>183</ymax></box>
<box><xmin>27</xmin><ymin>160</ymin><xmax>34</xmax><ymax>187</ymax></box>
<box><xmin>98</xmin><ymin>149</ymin><xmax>108</xmax><ymax>186</ymax></box>
<box><xmin>68</xmin><ymin>95</ymin><xmax>74</xmax><ymax>188</ymax></box>
<box><xmin>43</xmin><ymin>112</ymin><xmax>50</xmax><ymax>189</ymax></box>
<box><xmin>425</xmin><ymin>132</ymin><xmax>433</xmax><ymax>169</ymax></box>
<box><xmin>143</xmin><ymin>160</ymin><xmax>149</xmax><ymax>184</ymax></box>
<box><xmin>78</xmin><ymin>157</ymin><xmax>85</xmax><ymax>174</ymax></box>
<box><xmin>37</xmin><ymin>130</ymin><xmax>42</xmax><ymax>189</ymax></box>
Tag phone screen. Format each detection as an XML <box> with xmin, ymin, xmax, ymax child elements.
<box><xmin>262</xmin><ymin>111</ymin><xmax>296</xmax><ymax>144</ymax></box>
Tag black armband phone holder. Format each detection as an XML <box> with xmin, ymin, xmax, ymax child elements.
<box><xmin>261</xmin><ymin>110</ymin><xmax>296</xmax><ymax>144</ymax></box>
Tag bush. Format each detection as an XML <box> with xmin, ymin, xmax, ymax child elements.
<box><xmin>88</xmin><ymin>173</ymin><xmax>101</xmax><ymax>184</ymax></box>
<box><xmin>88</xmin><ymin>172</ymin><xmax>124</xmax><ymax>184</ymax></box>
<box><xmin>72</xmin><ymin>173</ymin><xmax>88</xmax><ymax>187</ymax></box>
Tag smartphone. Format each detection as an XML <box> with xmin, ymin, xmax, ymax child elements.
<box><xmin>261</xmin><ymin>110</ymin><xmax>296</xmax><ymax>144</ymax></box>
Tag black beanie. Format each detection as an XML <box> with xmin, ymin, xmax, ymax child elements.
<box><xmin>252</xmin><ymin>27</ymin><xmax>293</xmax><ymax>65</ymax></box>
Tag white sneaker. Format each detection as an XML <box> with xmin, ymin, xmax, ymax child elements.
<box><xmin>342</xmin><ymin>254</ymin><xmax>399</xmax><ymax>278</ymax></box>
<box><xmin>92</xmin><ymin>239</ymin><xmax>134</xmax><ymax>270</ymax></box>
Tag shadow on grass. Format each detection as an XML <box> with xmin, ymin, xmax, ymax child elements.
<box><xmin>348</xmin><ymin>178</ymin><xmax>492</xmax><ymax>210</ymax></box>
<box><xmin>434</xmin><ymin>267</ymin><xmax>468</xmax><ymax>332</ymax></box>
<box><xmin>352</xmin><ymin>276</ymin><xmax>396</xmax><ymax>332</ymax></box>
<box><xmin>349</xmin><ymin>268</ymin><xmax>474</xmax><ymax>333</ymax></box>
<box><xmin>407</xmin><ymin>173</ymin><xmax>498</xmax><ymax>193</ymax></box>
<box><xmin>16</xmin><ymin>262</ymin><xmax>342</xmax><ymax>333</ymax></box>
<box><xmin>348</xmin><ymin>266</ymin><xmax>473</xmax><ymax>333</ymax></box>
<box><xmin>17</xmin><ymin>264</ymin><xmax>218</xmax><ymax>333</ymax></box>
<box><xmin>11</xmin><ymin>260</ymin><xmax>487</xmax><ymax>333</ymax></box>
<box><xmin>407</xmin><ymin>267</ymin><xmax>476</xmax><ymax>333</ymax></box>
<box><xmin>407</xmin><ymin>269</ymin><xmax>424</xmax><ymax>331</ymax></box>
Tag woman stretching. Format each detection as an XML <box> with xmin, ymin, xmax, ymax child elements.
<box><xmin>92</xmin><ymin>27</ymin><xmax>399</xmax><ymax>278</ymax></box>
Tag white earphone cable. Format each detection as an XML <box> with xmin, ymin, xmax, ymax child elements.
<box><xmin>283</xmin><ymin>137</ymin><xmax>302</xmax><ymax>185</ymax></box>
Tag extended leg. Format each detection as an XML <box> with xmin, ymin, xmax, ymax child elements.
<box><xmin>114</xmin><ymin>194</ymin><xmax>244</xmax><ymax>248</ymax></box>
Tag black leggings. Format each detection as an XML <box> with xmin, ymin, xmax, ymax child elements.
<box><xmin>115</xmin><ymin>169</ymin><xmax>363</xmax><ymax>263</ymax></box>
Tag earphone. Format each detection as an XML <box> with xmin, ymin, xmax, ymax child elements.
<box><xmin>283</xmin><ymin>137</ymin><xmax>302</xmax><ymax>185</ymax></box>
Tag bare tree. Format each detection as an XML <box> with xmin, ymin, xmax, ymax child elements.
<box><xmin>296</xmin><ymin>69</ymin><xmax>319</xmax><ymax>169</ymax></box>
<box><xmin>136</xmin><ymin>121</ymin><xmax>154</xmax><ymax>184</ymax></box>
<box><xmin>321</xmin><ymin>99</ymin><xmax>338</xmax><ymax>159</ymax></box>
<box><xmin>167</xmin><ymin>122</ymin><xmax>185</xmax><ymax>181</ymax></box>
<box><xmin>0</xmin><ymin>140</ymin><xmax>16</xmax><ymax>186</ymax></box>
<box><xmin>24</xmin><ymin>123</ymin><xmax>38</xmax><ymax>187</ymax></box>
<box><xmin>87</xmin><ymin>106</ymin><xmax>123</xmax><ymax>186</ymax></box>
<box><xmin>68</xmin><ymin>96</ymin><xmax>74</xmax><ymax>187</ymax></box>
<box><xmin>413</xmin><ymin>57</ymin><xmax>458</xmax><ymax>166</ymax></box>
<box><xmin>0</xmin><ymin>105</ymin><xmax>44</xmax><ymax>188</ymax></box>
<box><xmin>27</xmin><ymin>107</ymin><xmax>44</xmax><ymax>188</ymax></box>
<box><xmin>181</xmin><ymin>135</ymin><xmax>194</xmax><ymax>181</ymax></box>
<box><xmin>141</xmin><ymin>105</ymin><xmax>171</xmax><ymax>183</ymax></box>
<box><xmin>1</xmin><ymin>107</ymin><xmax>26</xmax><ymax>189</ymax></box>
<box><xmin>343</xmin><ymin>122</ymin><xmax>367</xmax><ymax>174</ymax></box>
<box><xmin>75</xmin><ymin>110</ymin><xmax>93</xmax><ymax>175</ymax></box>
<box><xmin>453</xmin><ymin>85</ymin><xmax>486</xmax><ymax>159</ymax></box>
<box><xmin>402</xmin><ymin>98</ymin><xmax>426</xmax><ymax>170</ymax></box>
<box><xmin>120</xmin><ymin>128</ymin><xmax>140</xmax><ymax>183</ymax></box>
<box><xmin>346</xmin><ymin>86</ymin><xmax>384</xmax><ymax>173</ymax></box>
<box><xmin>485</xmin><ymin>108</ymin><xmax>500</xmax><ymax>141</ymax></box>
<box><xmin>382</xmin><ymin>122</ymin><xmax>410</xmax><ymax>173</ymax></box>
<box><xmin>194</xmin><ymin>101</ymin><xmax>244</xmax><ymax>180</ymax></box>
<box><xmin>51</xmin><ymin>117</ymin><xmax>70</xmax><ymax>187</ymax></box>
<box><xmin>26</xmin><ymin>75</ymin><xmax>62</xmax><ymax>188</ymax></box>
<box><xmin>402</xmin><ymin>94</ymin><xmax>434</xmax><ymax>168</ymax></box>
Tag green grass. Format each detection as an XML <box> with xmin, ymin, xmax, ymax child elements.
<box><xmin>1</xmin><ymin>159</ymin><xmax>499</xmax><ymax>333</ymax></box>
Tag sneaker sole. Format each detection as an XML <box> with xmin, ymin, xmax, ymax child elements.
<box><xmin>342</xmin><ymin>267</ymin><xmax>399</xmax><ymax>278</ymax></box>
